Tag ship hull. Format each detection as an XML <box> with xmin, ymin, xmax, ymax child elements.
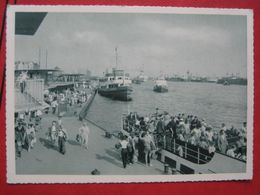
<box><xmin>98</xmin><ymin>86</ymin><xmax>132</xmax><ymax>101</ymax></box>
<box><xmin>132</xmin><ymin>79</ymin><xmax>142</xmax><ymax>84</ymax></box>
<box><xmin>153</xmin><ymin>85</ymin><xmax>168</xmax><ymax>93</ymax></box>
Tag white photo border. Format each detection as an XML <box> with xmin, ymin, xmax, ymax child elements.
<box><xmin>6</xmin><ymin>5</ymin><xmax>254</xmax><ymax>183</ymax></box>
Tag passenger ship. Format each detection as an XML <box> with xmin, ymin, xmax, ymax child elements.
<box><xmin>98</xmin><ymin>68</ymin><xmax>133</xmax><ymax>101</ymax></box>
<box><xmin>121</xmin><ymin>114</ymin><xmax>246</xmax><ymax>174</ymax></box>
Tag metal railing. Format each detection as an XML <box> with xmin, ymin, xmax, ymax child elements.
<box><xmin>15</xmin><ymin>79</ymin><xmax>44</xmax><ymax>111</ymax></box>
<box><xmin>122</xmin><ymin>115</ymin><xmax>215</xmax><ymax>165</ymax></box>
<box><xmin>162</xmin><ymin>135</ymin><xmax>214</xmax><ymax>164</ymax></box>
<box><xmin>24</xmin><ymin>79</ymin><xmax>44</xmax><ymax>103</ymax></box>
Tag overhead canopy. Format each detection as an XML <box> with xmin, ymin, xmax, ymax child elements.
<box><xmin>15</xmin><ymin>12</ymin><xmax>47</xmax><ymax>35</ymax></box>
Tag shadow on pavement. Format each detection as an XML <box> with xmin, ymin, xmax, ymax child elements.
<box><xmin>105</xmin><ymin>148</ymin><xmax>121</xmax><ymax>161</ymax></box>
<box><xmin>39</xmin><ymin>137</ymin><xmax>59</xmax><ymax>152</ymax></box>
<box><xmin>96</xmin><ymin>154</ymin><xmax>122</xmax><ymax>168</ymax></box>
<box><xmin>154</xmin><ymin>168</ymin><xmax>164</xmax><ymax>174</ymax></box>
<box><xmin>67</xmin><ymin>139</ymin><xmax>81</xmax><ymax>146</ymax></box>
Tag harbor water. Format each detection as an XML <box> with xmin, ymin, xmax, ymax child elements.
<box><xmin>87</xmin><ymin>81</ymin><xmax>247</xmax><ymax>133</ymax></box>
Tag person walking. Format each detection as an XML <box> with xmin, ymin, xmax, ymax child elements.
<box><xmin>120</xmin><ymin>135</ymin><xmax>129</xmax><ymax>168</ymax></box>
<box><xmin>15</xmin><ymin>122</ymin><xmax>26</xmax><ymax>158</ymax></box>
<box><xmin>25</xmin><ymin>123</ymin><xmax>36</xmax><ymax>152</ymax></box>
<box><xmin>51</xmin><ymin>99</ymin><xmax>58</xmax><ymax>114</ymax></box>
<box><xmin>18</xmin><ymin>71</ymin><xmax>28</xmax><ymax>93</ymax></box>
<box><xmin>78</xmin><ymin>122</ymin><xmax>90</xmax><ymax>149</ymax></box>
<box><xmin>49</xmin><ymin>121</ymin><xmax>58</xmax><ymax>146</ymax></box>
<box><xmin>57</xmin><ymin>125</ymin><xmax>68</xmax><ymax>155</ymax></box>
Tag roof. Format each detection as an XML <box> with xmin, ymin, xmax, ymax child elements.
<box><xmin>15</xmin><ymin>69</ymin><xmax>60</xmax><ymax>73</ymax></box>
<box><xmin>59</xmin><ymin>74</ymin><xmax>85</xmax><ymax>76</ymax></box>
<box><xmin>15</xmin><ymin>12</ymin><xmax>47</xmax><ymax>35</ymax></box>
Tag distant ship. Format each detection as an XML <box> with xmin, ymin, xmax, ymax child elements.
<box><xmin>132</xmin><ymin>78</ymin><xmax>142</xmax><ymax>84</ymax></box>
<box><xmin>132</xmin><ymin>70</ymin><xmax>148</xmax><ymax>84</ymax></box>
<box><xmin>153</xmin><ymin>78</ymin><xmax>168</xmax><ymax>92</ymax></box>
<box><xmin>223</xmin><ymin>80</ymin><xmax>230</xmax><ymax>86</ymax></box>
<box><xmin>137</xmin><ymin>70</ymin><xmax>148</xmax><ymax>82</ymax></box>
<box><xmin>217</xmin><ymin>76</ymin><xmax>247</xmax><ymax>85</ymax></box>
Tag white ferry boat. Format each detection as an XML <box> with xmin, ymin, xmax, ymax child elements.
<box><xmin>153</xmin><ymin>78</ymin><xmax>168</xmax><ymax>92</ymax></box>
<box><xmin>98</xmin><ymin>68</ymin><xmax>133</xmax><ymax>101</ymax></box>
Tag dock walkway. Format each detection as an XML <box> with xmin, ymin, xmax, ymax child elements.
<box><xmin>16</xmin><ymin>107</ymin><xmax>165</xmax><ymax>175</ymax></box>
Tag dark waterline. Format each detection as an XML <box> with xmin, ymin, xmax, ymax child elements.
<box><xmin>87</xmin><ymin>81</ymin><xmax>247</xmax><ymax>133</ymax></box>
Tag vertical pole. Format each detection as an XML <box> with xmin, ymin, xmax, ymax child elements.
<box><xmin>115</xmin><ymin>47</ymin><xmax>118</xmax><ymax>68</ymax></box>
<box><xmin>38</xmin><ymin>47</ymin><xmax>41</xmax><ymax>68</ymax></box>
<box><xmin>184</xmin><ymin>142</ymin><xmax>187</xmax><ymax>158</ymax></box>
<box><xmin>45</xmin><ymin>50</ymin><xmax>48</xmax><ymax>69</ymax></box>
<box><xmin>197</xmin><ymin>147</ymin><xmax>200</xmax><ymax>164</ymax></box>
<box><xmin>163</xmin><ymin>135</ymin><xmax>166</xmax><ymax>149</ymax></box>
<box><xmin>173</xmin><ymin>138</ymin><xmax>176</xmax><ymax>153</ymax></box>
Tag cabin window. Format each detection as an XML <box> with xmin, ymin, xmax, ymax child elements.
<box><xmin>108</xmin><ymin>84</ymin><xmax>118</xmax><ymax>88</ymax></box>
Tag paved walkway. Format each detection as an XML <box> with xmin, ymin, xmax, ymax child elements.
<box><xmin>16</xmin><ymin>107</ymin><xmax>165</xmax><ymax>175</ymax></box>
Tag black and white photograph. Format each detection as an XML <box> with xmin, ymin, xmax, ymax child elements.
<box><xmin>6</xmin><ymin>6</ymin><xmax>253</xmax><ymax>183</ymax></box>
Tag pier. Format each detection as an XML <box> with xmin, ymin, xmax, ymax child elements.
<box><xmin>15</xmin><ymin>85</ymin><xmax>166</xmax><ymax>175</ymax></box>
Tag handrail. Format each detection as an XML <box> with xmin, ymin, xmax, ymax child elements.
<box><xmin>78</xmin><ymin>89</ymin><xmax>97</xmax><ymax>120</ymax></box>
<box><xmin>15</xmin><ymin>79</ymin><xmax>45</xmax><ymax>112</ymax></box>
<box><xmin>163</xmin><ymin>135</ymin><xmax>215</xmax><ymax>164</ymax></box>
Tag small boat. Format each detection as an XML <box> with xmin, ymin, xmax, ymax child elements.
<box><xmin>137</xmin><ymin>70</ymin><xmax>148</xmax><ymax>82</ymax></box>
<box><xmin>223</xmin><ymin>81</ymin><xmax>230</xmax><ymax>86</ymax></box>
<box><xmin>153</xmin><ymin>78</ymin><xmax>168</xmax><ymax>92</ymax></box>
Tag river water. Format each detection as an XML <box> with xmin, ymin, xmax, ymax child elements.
<box><xmin>87</xmin><ymin>81</ymin><xmax>247</xmax><ymax>133</ymax></box>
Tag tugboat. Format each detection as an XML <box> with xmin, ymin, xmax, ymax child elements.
<box><xmin>98</xmin><ymin>48</ymin><xmax>133</xmax><ymax>101</ymax></box>
<box><xmin>153</xmin><ymin>78</ymin><xmax>168</xmax><ymax>92</ymax></box>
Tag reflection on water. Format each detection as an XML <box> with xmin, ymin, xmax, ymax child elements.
<box><xmin>87</xmin><ymin>81</ymin><xmax>247</xmax><ymax>132</ymax></box>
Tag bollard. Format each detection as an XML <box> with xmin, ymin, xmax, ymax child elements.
<box><xmin>171</xmin><ymin>168</ymin><xmax>177</xmax><ymax>175</ymax></box>
<box><xmin>164</xmin><ymin>163</ymin><xmax>169</xmax><ymax>174</ymax></box>
<box><xmin>105</xmin><ymin>131</ymin><xmax>112</xmax><ymax>138</ymax></box>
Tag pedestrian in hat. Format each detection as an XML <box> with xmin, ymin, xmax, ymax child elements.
<box><xmin>57</xmin><ymin>125</ymin><xmax>68</xmax><ymax>155</ymax></box>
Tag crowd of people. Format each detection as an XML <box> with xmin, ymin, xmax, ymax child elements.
<box><xmin>15</xmin><ymin>85</ymin><xmax>94</xmax><ymax>158</ymax></box>
<box><xmin>14</xmin><ymin>109</ymin><xmax>42</xmax><ymax>158</ymax></box>
<box><xmin>116</xmin><ymin>130</ymin><xmax>156</xmax><ymax>168</ymax></box>
<box><xmin>123</xmin><ymin>110</ymin><xmax>247</xmax><ymax>162</ymax></box>
<box><xmin>44</xmin><ymin>87</ymin><xmax>92</xmax><ymax>115</ymax></box>
<box><xmin>15</xmin><ymin>111</ymin><xmax>92</xmax><ymax>158</ymax></box>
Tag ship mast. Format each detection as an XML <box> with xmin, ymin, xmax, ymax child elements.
<box><xmin>115</xmin><ymin>47</ymin><xmax>118</xmax><ymax>68</ymax></box>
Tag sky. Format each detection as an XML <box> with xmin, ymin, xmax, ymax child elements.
<box><xmin>15</xmin><ymin>12</ymin><xmax>248</xmax><ymax>77</ymax></box>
